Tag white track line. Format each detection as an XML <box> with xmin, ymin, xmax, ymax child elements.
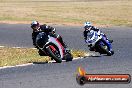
<box><xmin>30</xmin><ymin>48</ymin><xmax>37</xmax><ymax>49</ymax></box>
<box><xmin>0</xmin><ymin>63</ymin><xmax>33</xmax><ymax>69</ymax></box>
<box><xmin>0</xmin><ymin>46</ymin><xmax>5</xmax><ymax>48</ymax></box>
<box><xmin>12</xmin><ymin>47</ymin><xmax>22</xmax><ymax>48</ymax></box>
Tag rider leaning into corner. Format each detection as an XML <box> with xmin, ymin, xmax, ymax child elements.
<box><xmin>31</xmin><ymin>21</ymin><xmax>69</xmax><ymax>56</ymax></box>
<box><xmin>83</xmin><ymin>22</ymin><xmax>114</xmax><ymax>55</ymax></box>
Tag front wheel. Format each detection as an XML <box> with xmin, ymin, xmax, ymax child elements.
<box><xmin>99</xmin><ymin>45</ymin><xmax>113</xmax><ymax>56</ymax></box>
<box><xmin>46</xmin><ymin>45</ymin><xmax>62</xmax><ymax>63</ymax></box>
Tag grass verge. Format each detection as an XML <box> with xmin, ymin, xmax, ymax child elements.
<box><xmin>0</xmin><ymin>0</ymin><xmax>132</xmax><ymax>26</ymax></box>
<box><xmin>0</xmin><ymin>47</ymin><xmax>87</xmax><ymax>67</ymax></box>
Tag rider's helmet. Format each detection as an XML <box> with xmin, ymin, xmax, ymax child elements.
<box><xmin>31</xmin><ymin>21</ymin><xmax>40</xmax><ymax>32</ymax></box>
<box><xmin>84</xmin><ymin>22</ymin><xmax>92</xmax><ymax>31</ymax></box>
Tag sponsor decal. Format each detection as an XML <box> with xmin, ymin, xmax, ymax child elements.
<box><xmin>76</xmin><ymin>67</ymin><xmax>131</xmax><ymax>85</ymax></box>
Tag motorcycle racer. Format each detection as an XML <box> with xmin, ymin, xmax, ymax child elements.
<box><xmin>83</xmin><ymin>22</ymin><xmax>114</xmax><ymax>54</ymax></box>
<box><xmin>31</xmin><ymin>21</ymin><xmax>69</xmax><ymax>55</ymax></box>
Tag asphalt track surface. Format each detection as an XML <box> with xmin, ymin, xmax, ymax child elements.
<box><xmin>0</xmin><ymin>24</ymin><xmax>132</xmax><ymax>88</ymax></box>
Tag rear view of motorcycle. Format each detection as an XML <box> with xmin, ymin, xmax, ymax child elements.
<box><xmin>35</xmin><ymin>32</ymin><xmax>73</xmax><ymax>63</ymax></box>
<box><xmin>86</xmin><ymin>30</ymin><xmax>114</xmax><ymax>56</ymax></box>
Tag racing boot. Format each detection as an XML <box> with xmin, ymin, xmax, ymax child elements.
<box><xmin>57</xmin><ymin>35</ymin><xmax>70</xmax><ymax>53</ymax></box>
<box><xmin>38</xmin><ymin>49</ymin><xmax>47</xmax><ymax>56</ymax></box>
<box><xmin>63</xmin><ymin>43</ymin><xmax>70</xmax><ymax>53</ymax></box>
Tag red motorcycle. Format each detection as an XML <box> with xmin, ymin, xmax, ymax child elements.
<box><xmin>36</xmin><ymin>32</ymin><xmax>73</xmax><ymax>63</ymax></box>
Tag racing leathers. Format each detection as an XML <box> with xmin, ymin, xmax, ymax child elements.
<box><xmin>32</xmin><ymin>24</ymin><xmax>67</xmax><ymax>50</ymax></box>
<box><xmin>83</xmin><ymin>26</ymin><xmax>112</xmax><ymax>52</ymax></box>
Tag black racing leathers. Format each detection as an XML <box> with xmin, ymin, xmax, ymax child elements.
<box><xmin>32</xmin><ymin>24</ymin><xmax>66</xmax><ymax>48</ymax></box>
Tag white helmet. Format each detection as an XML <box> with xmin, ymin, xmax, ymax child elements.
<box><xmin>84</xmin><ymin>22</ymin><xmax>92</xmax><ymax>27</ymax></box>
<box><xmin>31</xmin><ymin>21</ymin><xmax>40</xmax><ymax>31</ymax></box>
<box><xmin>84</xmin><ymin>22</ymin><xmax>92</xmax><ymax>30</ymax></box>
<box><xmin>31</xmin><ymin>21</ymin><xmax>39</xmax><ymax>28</ymax></box>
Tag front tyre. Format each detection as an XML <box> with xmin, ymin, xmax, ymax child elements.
<box><xmin>46</xmin><ymin>45</ymin><xmax>62</xmax><ymax>63</ymax></box>
<box><xmin>100</xmin><ymin>45</ymin><xmax>113</xmax><ymax>56</ymax></box>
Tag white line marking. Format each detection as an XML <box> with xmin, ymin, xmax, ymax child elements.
<box><xmin>48</xmin><ymin>60</ymin><xmax>66</xmax><ymax>63</ymax></box>
<box><xmin>0</xmin><ymin>63</ymin><xmax>33</xmax><ymax>69</ymax></box>
<box><xmin>0</xmin><ymin>46</ymin><xmax>5</xmax><ymax>48</ymax></box>
<box><xmin>12</xmin><ymin>47</ymin><xmax>22</xmax><ymax>48</ymax></box>
<box><xmin>30</xmin><ymin>48</ymin><xmax>37</xmax><ymax>49</ymax></box>
<box><xmin>73</xmin><ymin>57</ymin><xmax>84</xmax><ymax>60</ymax></box>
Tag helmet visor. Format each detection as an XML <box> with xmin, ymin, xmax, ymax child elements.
<box><xmin>84</xmin><ymin>26</ymin><xmax>92</xmax><ymax>30</ymax></box>
<box><xmin>31</xmin><ymin>24</ymin><xmax>39</xmax><ymax>31</ymax></box>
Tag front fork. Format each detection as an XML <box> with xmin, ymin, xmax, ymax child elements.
<box><xmin>100</xmin><ymin>36</ymin><xmax>112</xmax><ymax>51</ymax></box>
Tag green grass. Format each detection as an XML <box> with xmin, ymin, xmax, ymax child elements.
<box><xmin>0</xmin><ymin>0</ymin><xmax>132</xmax><ymax>26</ymax></box>
<box><xmin>0</xmin><ymin>47</ymin><xmax>87</xmax><ymax>67</ymax></box>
